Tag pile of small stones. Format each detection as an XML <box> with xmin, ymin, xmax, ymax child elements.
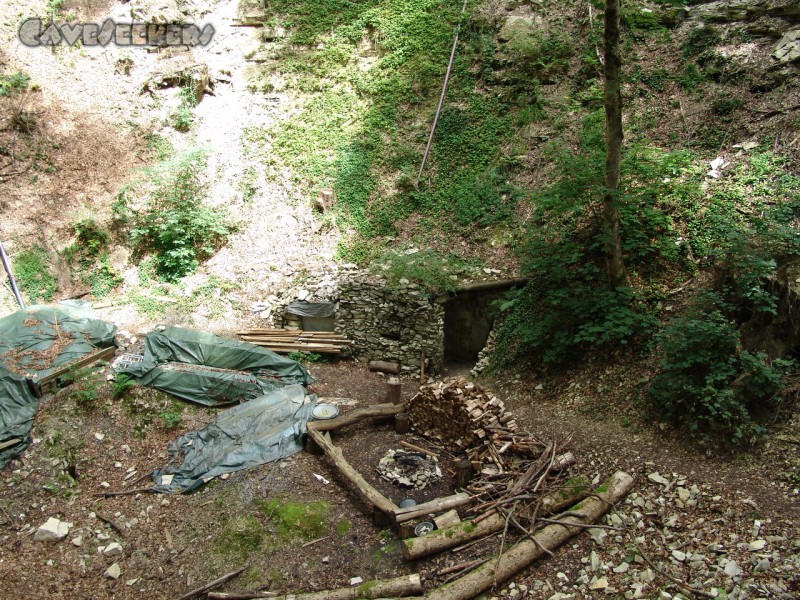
<box><xmin>478</xmin><ymin>470</ymin><xmax>799</xmax><ymax>599</ymax></box>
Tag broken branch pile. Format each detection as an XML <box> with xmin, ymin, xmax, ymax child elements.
<box><xmin>236</xmin><ymin>329</ymin><xmax>351</xmax><ymax>354</ymax></box>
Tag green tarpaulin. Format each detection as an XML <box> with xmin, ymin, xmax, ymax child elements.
<box><xmin>0</xmin><ymin>367</ymin><xmax>39</xmax><ymax>469</ymax></box>
<box><xmin>152</xmin><ymin>384</ymin><xmax>316</xmax><ymax>493</ymax></box>
<box><xmin>118</xmin><ymin>326</ymin><xmax>313</xmax><ymax>406</ymax></box>
<box><xmin>0</xmin><ymin>302</ymin><xmax>117</xmax><ymax>378</ymax></box>
<box><xmin>0</xmin><ymin>302</ymin><xmax>117</xmax><ymax>469</ymax></box>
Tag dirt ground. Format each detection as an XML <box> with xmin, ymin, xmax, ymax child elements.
<box><xmin>0</xmin><ymin>356</ymin><xmax>797</xmax><ymax>600</ymax></box>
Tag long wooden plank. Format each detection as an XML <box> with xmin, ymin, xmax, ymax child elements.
<box><xmin>37</xmin><ymin>345</ymin><xmax>117</xmax><ymax>385</ymax></box>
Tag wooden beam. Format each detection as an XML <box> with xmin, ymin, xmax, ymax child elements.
<box><xmin>207</xmin><ymin>573</ymin><xmax>423</xmax><ymax>599</ymax></box>
<box><xmin>391</xmin><ymin>492</ymin><xmax>473</xmax><ymax>524</ymax></box>
<box><xmin>307</xmin><ymin>403</ymin><xmax>405</xmax><ymax>433</ymax></box>
<box><xmin>307</xmin><ymin>428</ymin><xmax>398</xmax><ymax>516</ymax></box>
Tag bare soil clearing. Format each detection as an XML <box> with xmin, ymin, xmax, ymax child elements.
<box><xmin>0</xmin><ymin>358</ymin><xmax>797</xmax><ymax>599</ymax></box>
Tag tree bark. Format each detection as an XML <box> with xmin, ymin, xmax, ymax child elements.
<box><xmin>425</xmin><ymin>472</ymin><xmax>634</xmax><ymax>600</ymax></box>
<box><xmin>603</xmin><ymin>0</ymin><xmax>626</xmax><ymax>288</ymax></box>
<box><xmin>369</xmin><ymin>360</ymin><xmax>401</xmax><ymax>374</ymax></box>
<box><xmin>207</xmin><ymin>573</ymin><xmax>423</xmax><ymax>600</ymax></box>
<box><xmin>401</xmin><ymin>475</ymin><xmax>591</xmax><ymax>561</ymax></box>
<box><xmin>391</xmin><ymin>492</ymin><xmax>473</xmax><ymax>524</ymax></box>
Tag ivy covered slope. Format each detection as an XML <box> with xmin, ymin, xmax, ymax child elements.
<box><xmin>250</xmin><ymin>0</ymin><xmax>799</xmax><ymax>442</ymax></box>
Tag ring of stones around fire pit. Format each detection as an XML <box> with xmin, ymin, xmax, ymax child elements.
<box><xmin>377</xmin><ymin>449</ymin><xmax>442</xmax><ymax>490</ymax></box>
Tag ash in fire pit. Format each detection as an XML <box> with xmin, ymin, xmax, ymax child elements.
<box><xmin>376</xmin><ymin>449</ymin><xmax>442</xmax><ymax>490</ymax></box>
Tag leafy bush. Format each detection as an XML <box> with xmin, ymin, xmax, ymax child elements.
<box><xmin>0</xmin><ymin>71</ymin><xmax>30</xmax><ymax>96</ymax></box>
<box><xmin>128</xmin><ymin>150</ymin><xmax>233</xmax><ymax>281</ymax></box>
<box><xmin>648</xmin><ymin>308</ymin><xmax>786</xmax><ymax>443</ymax></box>
<box><xmin>64</xmin><ymin>219</ymin><xmax>121</xmax><ymax>298</ymax></box>
<box><xmin>287</xmin><ymin>351</ymin><xmax>325</xmax><ymax>363</ymax></box>
<box><xmin>495</xmin><ymin>113</ymin><xmax>698</xmax><ymax>368</ymax></box>
<box><xmin>13</xmin><ymin>247</ymin><xmax>57</xmax><ymax>302</ymax></box>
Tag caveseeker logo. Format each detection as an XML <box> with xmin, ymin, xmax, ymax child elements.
<box><xmin>18</xmin><ymin>18</ymin><xmax>215</xmax><ymax>47</ymax></box>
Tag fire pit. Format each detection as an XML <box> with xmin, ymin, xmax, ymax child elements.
<box><xmin>376</xmin><ymin>449</ymin><xmax>442</xmax><ymax>490</ymax></box>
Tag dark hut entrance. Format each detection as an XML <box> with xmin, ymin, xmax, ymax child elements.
<box><xmin>442</xmin><ymin>279</ymin><xmax>527</xmax><ymax>367</ymax></box>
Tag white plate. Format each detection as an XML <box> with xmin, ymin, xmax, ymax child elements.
<box><xmin>312</xmin><ymin>403</ymin><xmax>340</xmax><ymax>420</ymax></box>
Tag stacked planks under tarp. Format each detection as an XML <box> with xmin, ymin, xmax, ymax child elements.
<box><xmin>236</xmin><ymin>328</ymin><xmax>351</xmax><ymax>354</ymax></box>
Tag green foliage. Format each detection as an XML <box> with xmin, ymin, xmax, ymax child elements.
<box><xmin>62</xmin><ymin>365</ymin><xmax>105</xmax><ymax>412</ymax></box>
<box><xmin>495</xmin><ymin>114</ymin><xmax>700</xmax><ymax>368</ymax></box>
<box><xmin>171</xmin><ymin>87</ymin><xmax>197</xmax><ymax>132</ymax></box>
<box><xmin>253</xmin><ymin>0</ymin><xmax>517</xmax><ymax>256</ymax></box>
<box><xmin>13</xmin><ymin>247</ymin><xmax>57</xmax><ymax>302</ymax></box>
<box><xmin>648</xmin><ymin>307</ymin><xmax>787</xmax><ymax>443</ymax></box>
<box><xmin>374</xmin><ymin>249</ymin><xmax>480</xmax><ymax>294</ymax></box>
<box><xmin>127</xmin><ymin>150</ymin><xmax>233</xmax><ymax>281</ymax></box>
<box><xmin>64</xmin><ymin>219</ymin><xmax>121</xmax><ymax>298</ymax></box>
<box><xmin>157</xmin><ymin>409</ymin><xmax>182</xmax><ymax>429</ymax></box>
<box><xmin>261</xmin><ymin>498</ymin><xmax>329</xmax><ymax>542</ymax></box>
<box><xmin>287</xmin><ymin>351</ymin><xmax>325</xmax><ymax>363</ymax></box>
<box><xmin>213</xmin><ymin>515</ymin><xmax>264</xmax><ymax>559</ymax></box>
<box><xmin>682</xmin><ymin>25</ymin><xmax>721</xmax><ymax>57</ymax></box>
<box><xmin>0</xmin><ymin>71</ymin><xmax>30</xmax><ymax>96</ymax></box>
<box><xmin>623</xmin><ymin>8</ymin><xmax>666</xmax><ymax>36</ymax></box>
<box><xmin>112</xmin><ymin>374</ymin><xmax>136</xmax><ymax>399</ymax></box>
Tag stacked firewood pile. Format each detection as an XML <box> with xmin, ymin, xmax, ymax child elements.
<box><xmin>407</xmin><ymin>379</ymin><xmax>518</xmax><ymax>450</ymax></box>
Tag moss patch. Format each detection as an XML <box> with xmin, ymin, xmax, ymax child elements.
<box><xmin>261</xmin><ymin>498</ymin><xmax>329</xmax><ymax>542</ymax></box>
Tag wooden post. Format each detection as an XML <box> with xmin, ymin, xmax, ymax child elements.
<box><xmin>394</xmin><ymin>412</ymin><xmax>410</xmax><ymax>434</ymax></box>
<box><xmin>455</xmin><ymin>459</ymin><xmax>474</xmax><ymax>490</ymax></box>
<box><xmin>420</xmin><ymin>350</ymin><xmax>426</xmax><ymax>382</ymax></box>
<box><xmin>386</xmin><ymin>377</ymin><xmax>403</xmax><ymax>404</ymax></box>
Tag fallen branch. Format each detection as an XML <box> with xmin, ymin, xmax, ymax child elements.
<box><xmin>392</xmin><ymin>492</ymin><xmax>472</xmax><ymax>525</ymax></box>
<box><xmin>207</xmin><ymin>573</ymin><xmax>423</xmax><ymax>600</ymax></box>
<box><xmin>302</xmin><ymin>535</ymin><xmax>329</xmax><ymax>548</ymax></box>
<box><xmin>306</xmin><ymin>428</ymin><xmax>398</xmax><ymax>515</ymax></box>
<box><xmin>177</xmin><ymin>566</ymin><xmax>246</xmax><ymax>600</ymax></box>
<box><xmin>632</xmin><ymin>542</ymin><xmax>718</xmax><ymax>599</ymax></box>
<box><xmin>424</xmin><ymin>471</ymin><xmax>634</xmax><ymax>600</ymax></box>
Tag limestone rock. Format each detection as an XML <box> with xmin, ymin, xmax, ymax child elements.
<box><xmin>34</xmin><ymin>517</ymin><xmax>72</xmax><ymax>542</ymax></box>
<box><xmin>774</xmin><ymin>29</ymin><xmax>800</xmax><ymax>63</ymax></box>
<box><xmin>104</xmin><ymin>563</ymin><xmax>121</xmax><ymax>580</ymax></box>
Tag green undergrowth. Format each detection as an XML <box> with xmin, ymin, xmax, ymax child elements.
<box><xmin>260</xmin><ymin>498</ymin><xmax>329</xmax><ymax>542</ymax></box>
<box><xmin>114</xmin><ymin>149</ymin><xmax>234</xmax><ymax>282</ymax></box>
<box><xmin>248</xmin><ymin>0</ymin><xmax>537</xmax><ymax>259</ymax></box>
<box><xmin>63</xmin><ymin>218</ymin><xmax>122</xmax><ymax>297</ymax></box>
<box><xmin>12</xmin><ymin>247</ymin><xmax>57</xmax><ymax>303</ymax></box>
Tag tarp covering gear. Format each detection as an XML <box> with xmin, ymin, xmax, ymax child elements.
<box><xmin>0</xmin><ymin>302</ymin><xmax>117</xmax><ymax>378</ymax></box>
<box><xmin>0</xmin><ymin>367</ymin><xmax>39</xmax><ymax>469</ymax></box>
<box><xmin>152</xmin><ymin>384</ymin><xmax>316</xmax><ymax>493</ymax></box>
<box><xmin>0</xmin><ymin>302</ymin><xmax>117</xmax><ymax>469</ymax></box>
<box><xmin>117</xmin><ymin>326</ymin><xmax>313</xmax><ymax>406</ymax></box>
<box><xmin>286</xmin><ymin>301</ymin><xmax>336</xmax><ymax>318</ymax></box>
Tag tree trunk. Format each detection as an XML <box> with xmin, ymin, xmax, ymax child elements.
<box><xmin>603</xmin><ymin>0</ymin><xmax>626</xmax><ymax>288</ymax></box>
<box><xmin>207</xmin><ymin>573</ymin><xmax>423</xmax><ymax>600</ymax></box>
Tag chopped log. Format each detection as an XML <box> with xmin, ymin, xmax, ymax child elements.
<box><xmin>207</xmin><ymin>573</ymin><xmax>423</xmax><ymax>599</ymax></box>
<box><xmin>434</xmin><ymin>509</ymin><xmax>461</xmax><ymax>529</ymax></box>
<box><xmin>369</xmin><ymin>360</ymin><xmax>401</xmax><ymax>374</ymax></box>
<box><xmin>307</xmin><ymin>403</ymin><xmax>405</xmax><ymax>433</ymax></box>
<box><xmin>455</xmin><ymin>459</ymin><xmax>474</xmax><ymax>490</ymax></box>
<box><xmin>392</xmin><ymin>492</ymin><xmax>472</xmax><ymax>525</ymax></box>
<box><xmin>394</xmin><ymin>413</ymin><xmax>410</xmax><ymax>434</ymax></box>
<box><xmin>402</xmin><ymin>474</ymin><xmax>595</xmax><ymax>560</ymax></box>
<box><xmin>424</xmin><ymin>472</ymin><xmax>634</xmax><ymax>600</ymax></box>
<box><xmin>399</xmin><ymin>441</ymin><xmax>438</xmax><ymax>457</ymax></box>
<box><xmin>386</xmin><ymin>377</ymin><xmax>403</xmax><ymax>404</ymax></box>
<box><xmin>553</xmin><ymin>452</ymin><xmax>575</xmax><ymax>469</ymax></box>
<box><xmin>306</xmin><ymin>428</ymin><xmax>397</xmax><ymax>515</ymax></box>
